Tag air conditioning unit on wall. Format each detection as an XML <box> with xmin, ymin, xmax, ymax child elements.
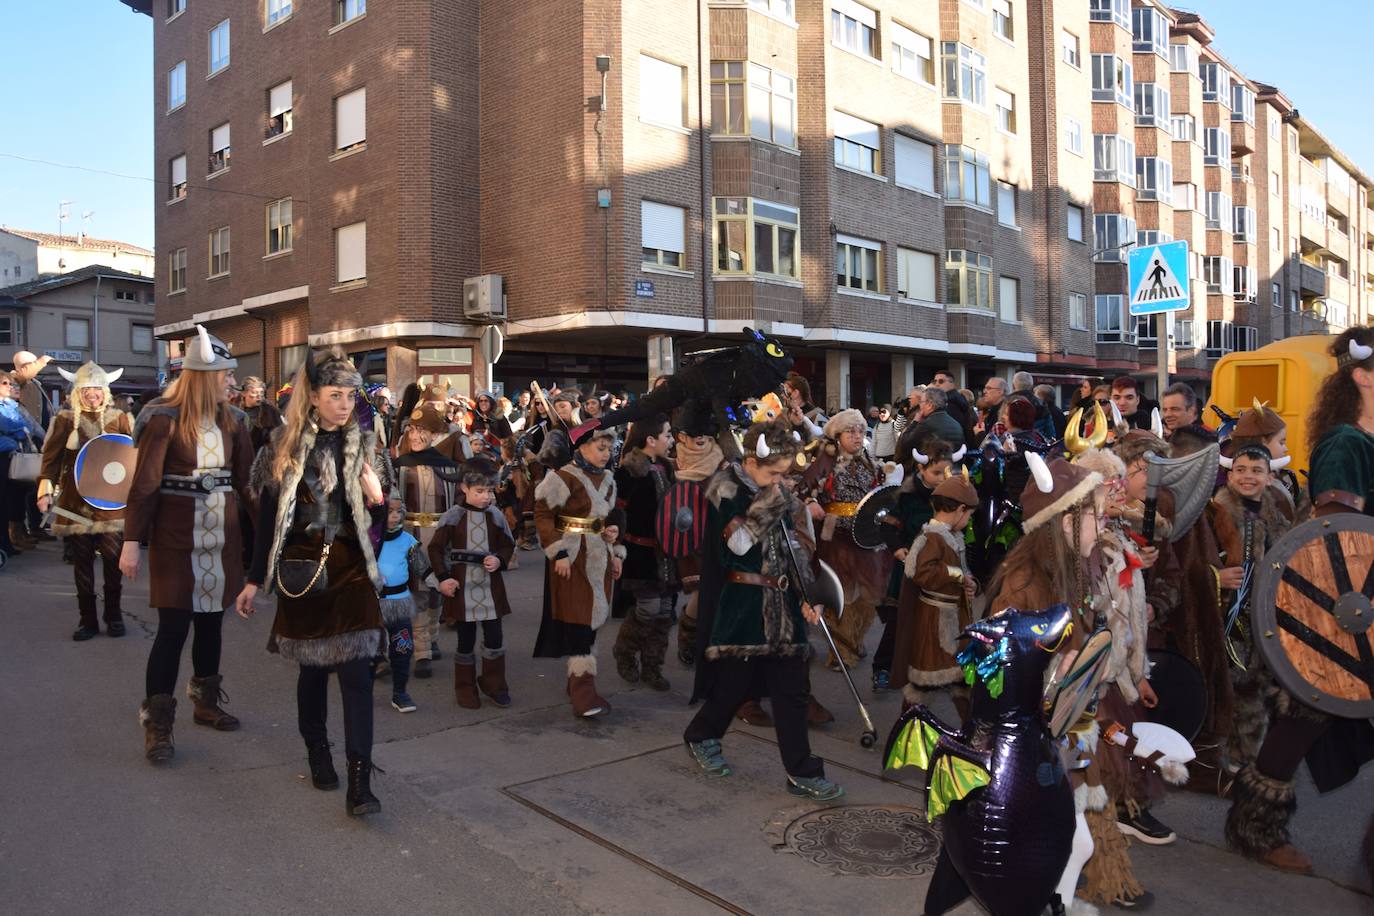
<box><xmin>464</xmin><ymin>274</ymin><xmax>505</xmax><ymax>321</ymax></box>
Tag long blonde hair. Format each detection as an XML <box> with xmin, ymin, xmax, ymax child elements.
<box><xmin>270</xmin><ymin>360</ymin><xmax>317</xmax><ymax>484</ymax></box>
<box><xmin>162</xmin><ymin>369</ymin><xmax>237</xmax><ymax>449</ymax></box>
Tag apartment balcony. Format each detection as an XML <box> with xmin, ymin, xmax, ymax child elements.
<box><xmin>1299</xmin><ymin>261</ymin><xmax>1327</xmax><ymax>297</ymax></box>
<box><xmin>1230</xmin><ymin>119</ymin><xmax>1255</xmax><ymax>156</ymax></box>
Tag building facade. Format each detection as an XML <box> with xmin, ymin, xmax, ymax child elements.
<box><xmin>120</xmin><ymin>0</ymin><xmax>1371</xmax><ymax>408</ymax></box>
<box><xmin>0</xmin><ymin>228</ymin><xmax>154</xmax><ymax>287</ymax></box>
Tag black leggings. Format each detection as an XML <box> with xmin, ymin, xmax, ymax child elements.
<box><xmin>145</xmin><ymin>609</ymin><xmax>224</xmax><ymax>698</ymax></box>
<box><xmin>456</xmin><ymin>618</ymin><xmax>504</xmax><ymax>656</ymax></box>
<box><xmin>297</xmin><ymin>659</ymin><xmax>374</xmax><ymax>761</ymax></box>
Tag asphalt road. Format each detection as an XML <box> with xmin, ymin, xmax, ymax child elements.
<box><xmin>1</xmin><ymin>540</ymin><xmax>1370</xmax><ymax>915</ymax></box>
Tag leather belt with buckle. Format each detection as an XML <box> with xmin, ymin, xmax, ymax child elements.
<box><xmin>381</xmin><ymin>583</ymin><xmax>410</xmax><ymax>597</ymax></box>
<box><xmin>622</xmin><ymin>532</ymin><xmax>656</xmax><ymax>548</ymax></box>
<box><xmin>406</xmin><ymin>511</ymin><xmax>444</xmax><ymax>528</ymax></box>
<box><xmin>161</xmin><ymin>471</ymin><xmax>232</xmax><ymax>497</ymax></box>
<box><xmin>447</xmin><ymin>549</ymin><xmax>491</xmax><ymax>566</ymax></box>
<box><xmin>726</xmin><ymin>570</ymin><xmax>789</xmax><ymax>591</ymax></box>
<box><xmin>557</xmin><ymin>515</ymin><xmax>605</xmax><ymax>535</ymax></box>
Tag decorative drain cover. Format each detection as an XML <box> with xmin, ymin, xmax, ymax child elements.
<box><xmin>782</xmin><ymin>805</ymin><xmax>940</xmax><ymax>878</ymax></box>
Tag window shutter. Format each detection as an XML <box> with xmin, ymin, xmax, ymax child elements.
<box><xmin>999</xmin><ymin>276</ymin><xmax>1019</xmax><ymax>321</ymax></box>
<box><xmin>336</xmin><ymin>222</ymin><xmax>366</xmax><ymax>283</ymax></box>
<box><xmin>336</xmin><ymin>88</ymin><xmax>367</xmax><ymax>149</ymax></box>
<box><xmin>210</xmin><ymin>123</ymin><xmax>230</xmax><ymax>151</ymax></box>
<box><xmin>638</xmin><ymin>55</ymin><xmax>684</xmax><ymax>127</ymax></box>
<box><xmin>270</xmin><ymin>81</ymin><xmax>292</xmax><ymax>116</ymax></box>
<box><xmin>890</xmin><ymin>22</ymin><xmax>929</xmax><ymax>55</ymax></box>
<box><xmin>835</xmin><ymin>0</ymin><xmax>876</xmax><ymax>28</ymax></box>
<box><xmin>640</xmin><ymin>201</ymin><xmax>685</xmax><ymax>255</ymax></box>
<box><xmin>900</xmin><ymin>249</ymin><xmax>935</xmax><ymax>301</ymax></box>
<box><xmin>171</xmin><ymin>155</ymin><xmax>186</xmax><ymax>186</ymax></box>
<box><xmin>834</xmin><ymin>111</ymin><xmax>880</xmax><ymax>149</ymax></box>
<box><xmin>894</xmin><ymin>135</ymin><xmax>935</xmax><ymax>192</ymax></box>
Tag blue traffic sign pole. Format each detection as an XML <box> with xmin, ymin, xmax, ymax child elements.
<box><xmin>1129</xmin><ymin>240</ymin><xmax>1191</xmax><ymax>400</ymax></box>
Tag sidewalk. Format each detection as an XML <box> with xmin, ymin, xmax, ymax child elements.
<box><xmin>1</xmin><ymin>541</ymin><xmax>1369</xmax><ymax>915</ymax></box>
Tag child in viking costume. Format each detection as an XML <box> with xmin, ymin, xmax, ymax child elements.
<box><xmin>611</xmin><ymin>414</ymin><xmax>679</xmax><ymax>691</ymax></box>
<box><xmin>531</xmin><ymin>425</ymin><xmax>625</xmax><ymax>717</ymax></box>
<box><xmin>238</xmin><ymin>350</ymin><xmax>389</xmax><ymax>817</ymax></box>
<box><xmin>394</xmin><ymin>403</ymin><xmax>459</xmax><ymax>678</ymax></box>
<box><xmin>122</xmin><ymin>327</ymin><xmax>254</xmax><ymax>764</ymax></box>
<box><xmin>800</xmin><ymin>408</ymin><xmax>896</xmax><ymax>670</ymax></box>
<box><xmin>376</xmin><ymin>496</ymin><xmax>427</xmax><ymax>714</ymax></box>
<box><xmin>37</xmin><ymin>360</ymin><xmax>134</xmax><ymax>640</ymax></box>
<box><xmin>890</xmin><ymin>475</ymin><xmax>978</xmax><ymax>714</ymax></box>
<box><xmin>683</xmin><ymin>420</ymin><xmax>844</xmax><ymax>801</ymax></box>
<box><xmin>671</xmin><ymin>403</ymin><xmax>725</xmax><ymax>668</ymax></box>
<box><xmin>430</xmin><ymin>457</ymin><xmax>516</xmax><ymax>709</ymax></box>
<box><xmin>1225</xmin><ymin>401</ymin><xmax>1303</xmax><ymax>517</ymax></box>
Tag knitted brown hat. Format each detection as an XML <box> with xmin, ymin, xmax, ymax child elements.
<box><xmin>1021</xmin><ymin>453</ymin><xmax>1102</xmax><ymax>532</ymax></box>
<box><xmin>409</xmin><ymin>402</ymin><xmax>449</xmax><ymax>434</ymax></box>
<box><xmin>933</xmin><ymin>474</ymin><xmax>979</xmax><ymax>507</ymax></box>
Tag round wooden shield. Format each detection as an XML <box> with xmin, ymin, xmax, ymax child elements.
<box><xmin>74</xmin><ymin>433</ymin><xmax>137</xmax><ymax>510</ymax></box>
<box><xmin>1043</xmin><ymin>628</ymin><xmax>1113</xmax><ymax>739</ymax></box>
<box><xmin>1144</xmin><ymin>649</ymin><xmax>1207</xmax><ymax>742</ymax></box>
<box><xmin>852</xmin><ymin>485</ymin><xmax>902</xmax><ymax>551</ymax></box>
<box><xmin>657</xmin><ymin>479</ymin><xmax>706</xmax><ymax>559</ymax></box>
<box><xmin>1252</xmin><ymin>513</ymin><xmax>1374</xmax><ymax>719</ymax></box>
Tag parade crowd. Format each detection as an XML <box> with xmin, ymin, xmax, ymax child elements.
<box><xmin>2</xmin><ymin>326</ymin><xmax>1372</xmax><ymax>915</ymax></box>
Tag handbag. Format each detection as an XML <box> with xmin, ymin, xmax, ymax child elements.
<box><xmin>275</xmin><ymin>493</ymin><xmax>340</xmax><ymax>599</ymax></box>
<box><xmin>8</xmin><ymin>431</ymin><xmax>40</xmax><ymax>483</ymax></box>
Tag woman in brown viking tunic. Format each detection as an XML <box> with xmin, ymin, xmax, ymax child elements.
<box><xmin>237</xmin><ymin>350</ymin><xmax>388</xmax><ymax>817</ymax></box>
<box><xmin>122</xmin><ymin>326</ymin><xmax>254</xmax><ymax>765</ymax></box>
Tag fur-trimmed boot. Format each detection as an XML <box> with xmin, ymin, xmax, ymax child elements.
<box><xmin>454</xmin><ymin>654</ymin><xmax>481</xmax><ymax>709</ymax></box>
<box><xmin>188</xmin><ymin>675</ymin><xmax>240</xmax><ymax>730</ymax></box>
<box><xmin>140</xmin><ymin>695</ymin><xmax>176</xmax><ymax>764</ymax></box>
<box><xmin>567</xmin><ymin>655</ymin><xmax>608</xmax><ymax>718</ymax></box>
<box><xmin>477</xmin><ymin>648</ymin><xmax>511</xmax><ymax>708</ymax></box>
<box><xmin>307</xmin><ymin>740</ymin><xmax>339</xmax><ymax>790</ymax></box>
<box><xmin>639</xmin><ymin>615</ymin><xmax>672</xmax><ymax>692</ymax></box>
<box><xmin>345</xmin><ymin>756</ymin><xmax>381</xmax><ymax>816</ymax></box>
<box><xmin>612</xmin><ymin>614</ymin><xmax>642</xmax><ymax>683</ymax></box>
<box><xmin>676</xmin><ymin>602</ymin><xmax>697</xmax><ymax>667</ymax></box>
<box><xmin>1224</xmin><ymin>764</ymin><xmax>1313</xmax><ymax>875</ymax></box>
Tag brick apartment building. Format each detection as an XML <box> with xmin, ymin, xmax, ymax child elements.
<box><xmin>117</xmin><ymin>0</ymin><xmax>1372</xmax><ymax>409</ymax></box>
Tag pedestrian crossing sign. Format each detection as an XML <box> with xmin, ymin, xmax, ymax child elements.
<box><xmin>1128</xmin><ymin>240</ymin><xmax>1190</xmax><ymax>315</ymax></box>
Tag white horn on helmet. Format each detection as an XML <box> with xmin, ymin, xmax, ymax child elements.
<box><xmin>106</xmin><ymin>368</ymin><xmax>124</xmax><ymax>384</ymax></box>
<box><xmin>755</xmin><ymin>433</ymin><xmax>770</xmax><ymax>458</ymax></box>
<box><xmin>197</xmin><ymin>324</ymin><xmax>215</xmax><ymax>365</ymax></box>
<box><xmin>912</xmin><ymin>447</ymin><xmax>929</xmax><ymax>465</ymax></box>
<box><xmin>1219</xmin><ymin>455</ymin><xmax>1234</xmax><ymax>469</ymax></box>
<box><xmin>951</xmin><ymin>444</ymin><xmax>967</xmax><ymax>463</ymax></box>
<box><xmin>1270</xmin><ymin>455</ymin><xmax>1292</xmax><ymax>469</ymax></box>
<box><xmin>1350</xmin><ymin>339</ymin><xmax>1373</xmax><ymax>362</ymax></box>
<box><xmin>1026</xmin><ymin>451</ymin><xmax>1054</xmax><ymax>494</ymax></box>
<box><xmin>57</xmin><ymin>366</ymin><xmax>77</xmax><ymax>384</ymax></box>
<box><xmin>1151</xmin><ymin>407</ymin><xmax>1164</xmax><ymax>438</ymax></box>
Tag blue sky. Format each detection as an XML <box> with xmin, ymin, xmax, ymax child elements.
<box><xmin>1</xmin><ymin>0</ymin><xmax>1371</xmax><ymax>252</ymax></box>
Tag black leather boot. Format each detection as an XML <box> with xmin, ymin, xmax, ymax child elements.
<box><xmin>307</xmin><ymin>740</ymin><xmax>339</xmax><ymax>790</ymax></box>
<box><xmin>345</xmin><ymin>757</ymin><xmax>381</xmax><ymax>816</ymax></box>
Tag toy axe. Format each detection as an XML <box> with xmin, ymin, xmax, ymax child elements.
<box><xmin>1141</xmin><ymin>444</ymin><xmax>1219</xmax><ymax>543</ymax></box>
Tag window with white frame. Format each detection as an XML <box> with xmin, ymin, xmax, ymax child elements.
<box><xmin>1</xmin><ymin>314</ymin><xmax>22</xmax><ymax>347</ymax></box>
<box><xmin>1069</xmin><ymin>292</ymin><xmax>1088</xmax><ymax>329</ymax></box>
<box><xmin>713</xmin><ymin>197</ymin><xmax>798</xmax><ymax>279</ymax></box>
<box><xmin>1168</xmin><ymin>42</ymin><xmax>1195</xmax><ymax>74</ymax></box>
<box><xmin>748</xmin><ymin>64</ymin><xmax>796</xmax><ymax>147</ymax></box>
<box><xmin>208</xmin><ymin>122</ymin><xmax>230</xmax><ymax>173</ymax></box>
<box><xmin>1136</xmin><ymin>157</ymin><xmax>1172</xmax><ymax>202</ymax></box>
<box><xmin>1290</xmin><ymin>290</ymin><xmax>1299</xmax><ymax>312</ymax></box>
<box><xmin>1204</xmin><ymin>190</ymin><xmax>1232</xmax><ymax>229</ymax></box>
<box><xmin>1093</xmin><ymin>133</ymin><xmax>1135</xmax><ymax>186</ymax></box>
<box><xmin>1091</xmin><ymin>54</ymin><xmax>1132</xmax><ymax>106</ymax></box>
<box><xmin>335</xmin><ymin>0</ymin><xmax>366</xmax><ymax>26</ymax></box>
<box><xmin>167</xmin><ymin>0</ymin><xmax>185</xmax><ymax>17</ymax></box>
<box><xmin>1206</xmin><ymin>319</ymin><xmax>1235</xmax><ymax>357</ymax></box>
<box><xmin>268</xmin><ymin>80</ymin><xmax>293</xmax><ymax>138</ymax></box>
<box><xmin>167</xmin><ymin>61</ymin><xmax>186</xmax><ymax>111</ymax></box>
<box><xmin>944</xmin><ymin>145</ymin><xmax>990</xmax><ymax>207</ymax></box>
<box><xmin>709</xmin><ymin>62</ymin><xmax>745</xmax><ymax>135</ymax></box>
<box><xmin>992</xmin><ymin>0</ymin><xmax>1013</xmax><ymax>41</ymax></box>
<box><xmin>994</xmin><ymin>88</ymin><xmax>1016</xmax><ymax>134</ymax></box>
<box><xmin>1231</xmin><ymin>82</ymin><xmax>1256</xmax><ymax>125</ymax></box>
<box><xmin>1271</xmin><ymin>226</ymin><xmax>1282</xmax><ymax>251</ymax></box>
<box><xmin>942</xmin><ymin>43</ymin><xmax>987</xmax><ymax>107</ymax></box>
<box><xmin>1067</xmin><ymin>204</ymin><xmax>1085</xmax><ymax>242</ymax></box>
<box><xmin>639</xmin><ymin>55</ymin><xmax>686</xmax><ymax>129</ymax></box>
<box><xmin>831</xmin><ymin>0</ymin><xmax>878</xmax><ymax>59</ymax></box>
<box><xmin>1171</xmin><ymin>112</ymin><xmax>1196</xmax><ymax>143</ymax></box>
<box><xmin>641</xmin><ymin>201</ymin><xmax>686</xmax><ymax>269</ymax></box>
<box><xmin>998</xmin><ymin>275</ymin><xmax>1020</xmax><ymax>322</ymax></box>
<box><xmin>169</xmin><ymin>247</ymin><xmax>187</xmax><ymax>293</ymax></box>
<box><xmin>836</xmin><ymin>235</ymin><xmax>882</xmax><ymax>293</ymax></box>
<box><xmin>1204</xmin><ymin>255</ymin><xmax>1234</xmax><ymax>293</ymax></box>
<box><xmin>946</xmin><ymin>250</ymin><xmax>992</xmax><ymax>310</ymax></box>
<box><xmin>267</xmin><ymin>198</ymin><xmax>292</xmax><ymax>255</ymax></box>
<box><xmin>997</xmin><ymin>181</ymin><xmax>1017</xmax><ymax>227</ymax></box>
<box><xmin>208</xmin><ymin>226</ymin><xmax>230</xmax><ymax>277</ymax></box>
<box><xmin>267</xmin><ymin>0</ymin><xmax>293</xmax><ymax>27</ymax></box>
<box><xmin>1095</xmin><ymin>294</ymin><xmax>1130</xmax><ymax>341</ymax></box>
<box><xmin>335</xmin><ymin>221</ymin><xmax>367</xmax><ymax>284</ymax></box>
<box><xmin>749</xmin><ymin>0</ymin><xmax>796</xmax><ymax>18</ymax></box>
<box><xmin>834</xmin><ymin>111</ymin><xmax>881</xmax><ymax>175</ymax></box>
<box><xmin>1271</xmin><ymin>282</ymin><xmax>1282</xmax><ymax>307</ymax></box>
<box><xmin>1137</xmin><ymin>229</ymin><xmax>1172</xmax><ymax>247</ymax></box>
<box><xmin>1065</xmin><ymin>119</ymin><xmax>1083</xmax><ymax>155</ymax></box>
<box><xmin>1270</xmin><ymin>170</ymin><xmax>1281</xmax><ymax>196</ymax></box>
<box><xmin>1131</xmin><ymin>7</ymin><xmax>1169</xmax><ymax>58</ymax></box>
<box><xmin>169</xmin><ymin>155</ymin><xmax>187</xmax><ymax>200</ymax></box>
<box><xmin>1203</xmin><ymin>126</ymin><xmax>1231</xmax><ymax>166</ymax></box>
<box><xmin>1270</xmin><ymin>114</ymin><xmax>1281</xmax><ymax>140</ymax></box>
<box><xmin>132</xmin><ymin>324</ymin><xmax>154</xmax><ymax>353</ymax></box>
<box><xmin>1200</xmin><ymin>61</ymin><xmax>1230</xmax><ymax>103</ymax></box>
<box><xmin>115</xmin><ymin>289</ymin><xmax>139</xmax><ymax>303</ymax></box>
<box><xmin>65</xmin><ymin>318</ymin><xmax>90</xmax><ymax>350</ymax></box>
<box><xmin>1172</xmin><ymin>181</ymin><xmax>1197</xmax><ymax>211</ymax></box>
<box><xmin>208</xmin><ymin>19</ymin><xmax>230</xmax><ymax>75</ymax></box>
<box><xmin>891</xmin><ymin>22</ymin><xmax>935</xmax><ymax>85</ymax></box>
<box><xmin>897</xmin><ymin>247</ymin><xmax>937</xmax><ymax>301</ymax></box>
<box><xmin>894</xmin><ymin>134</ymin><xmax>936</xmax><ymax>193</ymax></box>
<box><xmin>1061</xmin><ymin>30</ymin><xmax>1080</xmax><ymax>67</ymax></box>
<box><xmin>1233</xmin><ymin>206</ymin><xmax>1256</xmax><ymax>242</ymax></box>
<box><xmin>1089</xmin><ymin>0</ymin><xmax>1131</xmax><ymax>30</ymax></box>
<box><xmin>1233</xmin><ymin>264</ymin><xmax>1258</xmax><ymax>301</ymax></box>
<box><xmin>1136</xmin><ymin>314</ymin><xmax>1161</xmax><ymax>348</ymax></box>
<box><xmin>1094</xmin><ymin>214</ymin><xmax>1136</xmax><ymax>261</ymax></box>
<box><xmin>334</xmin><ymin>87</ymin><xmax>366</xmax><ymax>152</ymax></box>
<box><xmin>1176</xmin><ymin>318</ymin><xmax>1195</xmax><ymax>348</ymax></box>
<box><xmin>1134</xmin><ymin>82</ymin><xmax>1170</xmax><ymax>129</ymax></box>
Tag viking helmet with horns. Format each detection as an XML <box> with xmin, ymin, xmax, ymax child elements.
<box><xmin>181</xmin><ymin>324</ymin><xmax>238</xmax><ymax>372</ymax></box>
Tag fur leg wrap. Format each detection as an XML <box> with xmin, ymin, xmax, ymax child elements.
<box><xmin>1224</xmin><ymin>764</ymin><xmax>1296</xmax><ymax>858</ymax></box>
<box><xmin>1079</xmin><ymin>803</ymin><xmax>1143</xmax><ymax>906</ymax></box>
<box><xmin>568</xmin><ymin>654</ymin><xmax>597</xmax><ymax>678</ymax></box>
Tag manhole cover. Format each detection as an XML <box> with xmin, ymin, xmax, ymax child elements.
<box><xmin>782</xmin><ymin>804</ymin><xmax>940</xmax><ymax>878</ymax></box>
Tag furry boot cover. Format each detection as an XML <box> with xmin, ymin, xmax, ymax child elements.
<box><xmin>140</xmin><ymin>695</ymin><xmax>176</xmax><ymax>764</ymax></box>
<box><xmin>188</xmin><ymin>675</ymin><xmax>240</xmax><ymax>731</ymax></box>
<box><xmin>454</xmin><ymin>654</ymin><xmax>481</xmax><ymax>709</ymax></box>
<box><xmin>477</xmin><ymin>650</ymin><xmax>511</xmax><ymax>708</ymax></box>
<box><xmin>1224</xmin><ymin>764</ymin><xmax>1296</xmax><ymax>858</ymax></box>
<box><xmin>1079</xmin><ymin>802</ymin><xmax>1144</xmax><ymax>906</ymax></box>
<box><xmin>567</xmin><ymin>655</ymin><xmax>607</xmax><ymax>717</ymax></box>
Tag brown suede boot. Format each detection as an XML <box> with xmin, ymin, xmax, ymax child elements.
<box><xmin>9</xmin><ymin>522</ymin><xmax>36</xmax><ymax>549</ymax></box>
<box><xmin>141</xmin><ymin>695</ymin><xmax>176</xmax><ymax>763</ymax></box>
<box><xmin>567</xmin><ymin>655</ymin><xmax>607</xmax><ymax>717</ymax></box>
<box><xmin>188</xmin><ymin>675</ymin><xmax>240</xmax><ymax>731</ymax></box>
<box><xmin>735</xmin><ymin>699</ymin><xmax>773</xmax><ymax>727</ymax></box>
<box><xmin>476</xmin><ymin>651</ymin><xmax>511</xmax><ymax>707</ymax></box>
<box><xmin>1225</xmin><ymin>764</ymin><xmax>1312</xmax><ymax>874</ymax></box>
<box><xmin>806</xmin><ymin>694</ymin><xmax>835</xmax><ymax>726</ymax></box>
<box><xmin>454</xmin><ymin>655</ymin><xmax>481</xmax><ymax>709</ymax></box>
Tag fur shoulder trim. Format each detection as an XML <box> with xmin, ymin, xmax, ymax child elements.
<box><xmin>535</xmin><ymin>468</ymin><xmax>572</xmax><ymax>509</ymax></box>
<box><xmin>618</xmin><ymin>448</ymin><xmax>651</xmax><ymax>478</ymax></box>
<box><xmin>133</xmin><ymin>403</ymin><xmax>178</xmax><ymax>441</ymax></box>
<box><xmin>705</xmin><ymin>464</ymin><xmax>746</xmax><ymax>507</ymax></box>
<box><xmin>437</xmin><ymin>505</ymin><xmax>466</xmax><ymax>527</ymax></box>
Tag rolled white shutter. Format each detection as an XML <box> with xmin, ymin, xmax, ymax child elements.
<box><xmin>834</xmin><ymin>111</ymin><xmax>879</xmax><ymax>149</ymax></box>
<box><xmin>171</xmin><ymin>155</ymin><xmax>186</xmax><ymax>186</ymax></box>
<box><xmin>894</xmin><ymin>134</ymin><xmax>934</xmax><ymax>191</ymax></box>
<box><xmin>640</xmin><ymin>201</ymin><xmax>685</xmax><ymax>255</ymax></box>
<box><xmin>270</xmin><ymin>80</ymin><xmax>292</xmax><ymax>116</ymax></box>
<box><xmin>336</xmin><ymin>88</ymin><xmax>366</xmax><ymax>149</ymax></box>
<box><xmin>210</xmin><ymin>123</ymin><xmax>230</xmax><ymax>151</ymax></box>
<box><xmin>336</xmin><ymin>222</ymin><xmax>366</xmax><ymax>283</ymax></box>
<box><xmin>835</xmin><ymin>0</ymin><xmax>876</xmax><ymax>28</ymax></box>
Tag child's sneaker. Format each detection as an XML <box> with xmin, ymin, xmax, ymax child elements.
<box><xmin>391</xmin><ymin>693</ymin><xmax>418</xmax><ymax>714</ymax></box>
<box><xmin>685</xmin><ymin>739</ymin><xmax>732</xmax><ymax>777</ymax></box>
<box><xmin>786</xmin><ymin>774</ymin><xmax>844</xmax><ymax>801</ymax></box>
